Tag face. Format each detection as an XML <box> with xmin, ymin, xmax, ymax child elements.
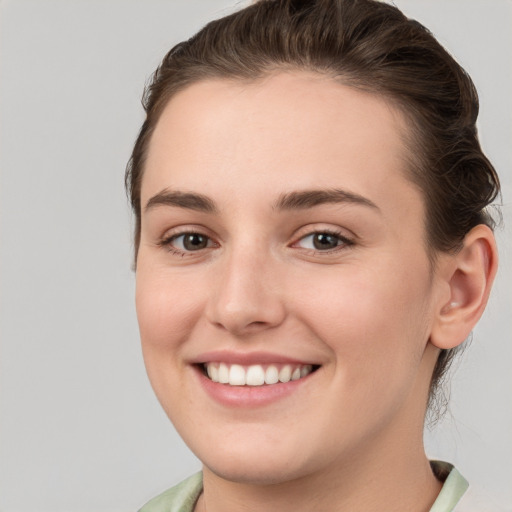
<box><xmin>136</xmin><ymin>72</ymin><xmax>442</xmax><ymax>485</ymax></box>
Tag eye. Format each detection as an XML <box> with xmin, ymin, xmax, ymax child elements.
<box><xmin>295</xmin><ymin>231</ymin><xmax>352</xmax><ymax>251</ymax></box>
<box><xmin>165</xmin><ymin>232</ymin><xmax>213</xmax><ymax>252</ymax></box>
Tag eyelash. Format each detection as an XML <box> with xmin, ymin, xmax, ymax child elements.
<box><xmin>158</xmin><ymin>228</ymin><xmax>354</xmax><ymax>257</ymax></box>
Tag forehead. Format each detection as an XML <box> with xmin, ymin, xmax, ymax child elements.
<box><xmin>142</xmin><ymin>72</ymin><xmax>419</xmax><ymax>217</ymax></box>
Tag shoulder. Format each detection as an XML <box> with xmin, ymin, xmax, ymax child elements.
<box><xmin>138</xmin><ymin>472</ymin><xmax>203</xmax><ymax>512</ymax></box>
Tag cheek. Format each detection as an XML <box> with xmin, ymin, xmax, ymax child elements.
<box><xmin>134</xmin><ymin>263</ymin><xmax>208</xmax><ymax>414</ymax></box>
<box><xmin>295</xmin><ymin>259</ymin><xmax>433</xmax><ymax>384</ymax></box>
<box><xmin>135</xmin><ymin>263</ymin><xmax>204</xmax><ymax>353</ymax></box>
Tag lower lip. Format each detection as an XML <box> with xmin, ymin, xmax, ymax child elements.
<box><xmin>194</xmin><ymin>366</ymin><xmax>315</xmax><ymax>407</ymax></box>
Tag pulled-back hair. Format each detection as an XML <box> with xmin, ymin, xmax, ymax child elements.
<box><xmin>126</xmin><ymin>0</ymin><xmax>500</xmax><ymax>416</ymax></box>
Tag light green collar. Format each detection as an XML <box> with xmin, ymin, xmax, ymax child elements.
<box><xmin>429</xmin><ymin>461</ymin><xmax>469</xmax><ymax>512</ymax></box>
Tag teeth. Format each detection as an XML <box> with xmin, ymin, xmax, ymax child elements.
<box><xmin>265</xmin><ymin>365</ymin><xmax>279</xmax><ymax>385</ymax></box>
<box><xmin>301</xmin><ymin>365</ymin><xmax>312</xmax><ymax>377</ymax></box>
<box><xmin>229</xmin><ymin>364</ymin><xmax>246</xmax><ymax>385</ymax></box>
<box><xmin>278</xmin><ymin>365</ymin><xmax>292</xmax><ymax>383</ymax></box>
<box><xmin>246</xmin><ymin>365</ymin><xmax>265</xmax><ymax>386</ymax></box>
<box><xmin>207</xmin><ymin>363</ymin><xmax>219</xmax><ymax>382</ymax></box>
<box><xmin>204</xmin><ymin>363</ymin><xmax>315</xmax><ymax>386</ymax></box>
<box><xmin>218</xmin><ymin>363</ymin><xmax>229</xmax><ymax>384</ymax></box>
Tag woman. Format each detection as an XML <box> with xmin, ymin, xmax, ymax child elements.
<box><xmin>126</xmin><ymin>1</ymin><xmax>501</xmax><ymax>510</ymax></box>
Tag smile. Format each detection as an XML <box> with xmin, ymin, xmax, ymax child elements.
<box><xmin>202</xmin><ymin>362</ymin><xmax>317</xmax><ymax>386</ymax></box>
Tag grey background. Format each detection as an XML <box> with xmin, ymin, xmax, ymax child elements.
<box><xmin>0</xmin><ymin>1</ymin><xmax>510</xmax><ymax>510</ymax></box>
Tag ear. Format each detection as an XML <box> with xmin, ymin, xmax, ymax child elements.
<box><xmin>430</xmin><ymin>224</ymin><xmax>498</xmax><ymax>350</ymax></box>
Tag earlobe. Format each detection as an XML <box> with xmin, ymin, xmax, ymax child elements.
<box><xmin>430</xmin><ymin>224</ymin><xmax>498</xmax><ymax>350</ymax></box>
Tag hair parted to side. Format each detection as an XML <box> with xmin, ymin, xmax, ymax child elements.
<box><xmin>125</xmin><ymin>0</ymin><xmax>500</xmax><ymax>417</ymax></box>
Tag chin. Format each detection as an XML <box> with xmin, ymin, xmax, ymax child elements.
<box><xmin>192</xmin><ymin>434</ymin><xmax>327</xmax><ymax>486</ymax></box>
<box><xmin>203</xmin><ymin>457</ymin><xmax>312</xmax><ymax>486</ymax></box>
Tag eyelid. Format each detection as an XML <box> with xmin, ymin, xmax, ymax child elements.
<box><xmin>159</xmin><ymin>224</ymin><xmax>216</xmax><ymax>241</ymax></box>
<box><xmin>291</xmin><ymin>224</ymin><xmax>355</xmax><ymax>241</ymax></box>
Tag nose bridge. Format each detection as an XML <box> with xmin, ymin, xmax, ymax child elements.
<box><xmin>207</xmin><ymin>239</ymin><xmax>285</xmax><ymax>334</ymax></box>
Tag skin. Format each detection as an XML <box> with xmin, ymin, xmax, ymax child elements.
<box><xmin>135</xmin><ymin>72</ymin><xmax>497</xmax><ymax>512</ymax></box>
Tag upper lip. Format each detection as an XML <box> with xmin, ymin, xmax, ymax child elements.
<box><xmin>190</xmin><ymin>350</ymin><xmax>320</xmax><ymax>366</ymax></box>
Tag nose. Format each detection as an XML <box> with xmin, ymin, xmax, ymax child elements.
<box><xmin>205</xmin><ymin>246</ymin><xmax>286</xmax><ymax>336</ymax></box>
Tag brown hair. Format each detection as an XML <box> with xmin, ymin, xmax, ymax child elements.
<box><xmin>125</xmin><ymin>0</ymin><xmax>500</xmax><ymax>416</ymax></box>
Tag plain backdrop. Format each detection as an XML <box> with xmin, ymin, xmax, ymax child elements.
<box><xmin>0</xmin><ymin>1</ymin><xmax>511</xmax><ymax>511</ymax></box>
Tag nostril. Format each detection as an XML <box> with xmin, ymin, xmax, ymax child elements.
<box><xmin>246</xmin><ymin>320</ymin><xmax>269</xmax><ymax>330</ymax></box>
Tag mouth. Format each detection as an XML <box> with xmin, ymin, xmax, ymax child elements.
<box><xmin>199</xmin><ymin>362</ymin><xmax>320</xmax><ymax>386</ymax></box>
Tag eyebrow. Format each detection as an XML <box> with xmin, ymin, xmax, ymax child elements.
<box><xmin>145</xmin><ymin>189</ymin><xmax>218</xmax><ymax>214</ymax></box>
<box><xmin>144</xmin><ymin>187</ymin><xmax>379</xmax><ymax>214</ymax></box>
<box><xmin>274</xmin><ymin>188</ymin><xmax>380</xmax><ymax>211</ymax></box>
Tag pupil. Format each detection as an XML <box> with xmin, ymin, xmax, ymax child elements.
<box><xmin>184</xmin><ymin>234</ymin><xmax>207</xmax><ymax>250</ymax></box>
<box><xmin>313</xmin><ymin>233</ymin><xmax>338</xmax><ymax>250</ymax></box>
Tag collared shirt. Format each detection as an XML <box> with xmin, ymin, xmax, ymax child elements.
<box><xmin>138</xmin><ymin>462</ymin><xmax>501</xmax><ymax>512</ymax></box>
